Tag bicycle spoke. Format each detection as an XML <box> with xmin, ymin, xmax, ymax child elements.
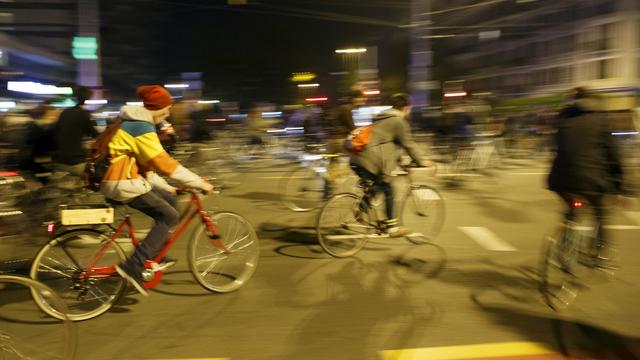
<box><xmin>38</xmin><ymin>262</ymin><xmax>75</xmax><ymax>279</ymax></box>
<box><xmin>196</xmin><ymin>252</ymin><xmax>225</xmax><ymax>266</ymax></box>
<box><xmin>60</xmin><ymin>243</ymin><xmax>83</xmax><ymax>270</ymax></box>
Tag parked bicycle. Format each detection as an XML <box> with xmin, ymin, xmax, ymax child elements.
<box><xmin>316</xmin><ymin>166</ymin><xmax>445</xmax><ymax>258</ymax></box>
<box><xmin>0</xmin><ymin>275</ymin><xmax>76</xmax><ymax>359</ymax></box>
<box><xmin>29</xmin><ymin>188</ymin><xmax>260</xmax><ymax>321</ymax></box>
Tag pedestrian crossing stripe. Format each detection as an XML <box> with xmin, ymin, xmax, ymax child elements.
<box><xmin>379</xmin><ymin>341</ymin><xmax>556</xmax><ymax>360</ymax></box>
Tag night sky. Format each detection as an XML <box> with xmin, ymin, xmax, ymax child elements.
<box><xmin>101</xmin><ymin>0</ymin><xmax>410</xmax><ymax>103</ymax></box>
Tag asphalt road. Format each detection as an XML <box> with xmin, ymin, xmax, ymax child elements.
<box><xmin>2</xmin><ymin>155</ymin><xmax>640</xmax><ymax>360</ymax></box>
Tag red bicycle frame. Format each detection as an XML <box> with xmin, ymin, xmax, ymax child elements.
<box><xmin>81</xmin><ymin>191</ymin><xmax>227</xmax><ymax>287</ymax></box>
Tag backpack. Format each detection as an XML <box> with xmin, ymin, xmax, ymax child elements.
<box><xmin>83</xmin><ymin>120</ymin><xmax>121</xmax><ymax>191</ymax></box>
<box><xmin>343</xmin><ymin>124</ymin><xmax>373</xmax><ymax>155</ymax></box>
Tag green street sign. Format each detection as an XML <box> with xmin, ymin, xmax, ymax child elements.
<box><xmin>72</xmin><ymin>37</ymin><xmax>98</xmax><ymax>60</ymax></box>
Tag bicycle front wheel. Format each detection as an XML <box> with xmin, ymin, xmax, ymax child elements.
<box><xmin>30</xmin><ymin>229</ymin><xmax>127</xmax><ymax>321</ymax></box>
<box><xmin>400</xmin><ymin>185</ymin><xmax>446</xmax><ymax>244</ymax></box>
<box><xmin>189</xmin><ymin>212</ymin><xmax>260</xmax><ymax>292</ymax></box>
<box><xmin>0</xmin><ymin>275</ymin><xmax>77</xmax><ymax>359</ymax></box>
<box><xmin>316</xmin><ymin>193</ymin><xmax>373</xmax><ymax>258</ymax></box>
<box><xmin>279</xmin><ymin>166</ymin><xmax>326</xmax><ymax>212</ymax></box>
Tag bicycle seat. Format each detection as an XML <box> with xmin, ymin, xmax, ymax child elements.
<box><xmin>106</xmin><ymin>198</ymin><xmax>126</xmax><ymax>207</ymax></box>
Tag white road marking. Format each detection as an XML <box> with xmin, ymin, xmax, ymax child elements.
<box><xmin>458</xmin><ymin>226</ymin><xmax>517</xmax><ymax>251</ymax></box>
<box><xmin>605</xmin><ymin>225</ymin><xmax>640</xmax><ymax>230</ymax></box>
<box><xmin>624</xmin><ymin>211</ymin><xmax>640</xmax><ymax>225</ymax></box>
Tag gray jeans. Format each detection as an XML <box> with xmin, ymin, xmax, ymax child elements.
<box><xmin>123</xmin><ymin>188</ymin><xmax>179</xmax><ymax>270</ymax></box>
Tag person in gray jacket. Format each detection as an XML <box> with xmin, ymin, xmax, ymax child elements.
<box><xmin>350</xmin><ymin>93</ymin><xmax>435</xmax><ymax>237</ymax></box>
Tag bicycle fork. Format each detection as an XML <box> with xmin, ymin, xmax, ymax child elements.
<box><xmin>199</xmin><ymin>210</ymin><xmax>231</xmax><ymax>254</ymax></box>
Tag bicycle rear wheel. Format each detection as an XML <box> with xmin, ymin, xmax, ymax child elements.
<box><xmin>30</xmin><ymin>229</ymin><xmax>127</xmax><ymax>321</ymax></box>
<box><xmin>189</xmin><ymin>211</ymin><xmax>259</xmax><ymax>292</ymax></box>
<box><xmin>279</xmin><ymin>166</ymin><xmax>326</xmax><ymax>212</ymax></box>
<box><xmin>540</xmin><ymin>221</ymin><xmax>593</xmax><ymax>310</ymax></box>
<box><xmin>400</xmin><ymin>185</ymin><xmax>446</xmax><ymax>244</ymax></box>
<box><xmin>316</xmin><ymin>193</ymin><xmax>373</xmax><ymax>258</ymax></box>
<box><xmin>0</xmin><ymin>275</ymin><xmax>76</xmax><ymax>359</ymax></box>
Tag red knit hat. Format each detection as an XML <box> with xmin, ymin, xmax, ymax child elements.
<box><xmin>136</xmin><ymin>85</ymin><xmax>172</xmax><ymax>110</ymax></box>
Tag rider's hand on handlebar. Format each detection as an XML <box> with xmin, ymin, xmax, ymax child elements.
<box><xmin>200</xmin><ymin>180</ymin><xmax>215</xmax><ymax>195</ymax></box>
<box><xmin>420</xmin><ymin>160</ymin><xmax>437</xmax><ymax>176</ymax></box>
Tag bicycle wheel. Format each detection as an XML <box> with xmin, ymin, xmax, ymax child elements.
<box><xmin>316</xmin><ymin>193</ymin><xmax>374</xmax><ymax>258</ymax></box>
<box><xmin>199</xmin><ymin>158</ymin><xmax>247</xmax><ymax>189</ymax></box>
<box><xmin>279</xmin><ymin>166</ymin><xmax>325</xmax><ymax>212</ymax></box>
<box><xmin>400</xmin><ymin>185</ymin><xmax>446</xmax><ymax>244</ymax></box>
<box><xmin>539</xmin><ymin>220</ymin><xmax>593</xmax><ymax>310</ymax></box>
<box><xmin>189</xmin><ymin>211</ymin><xmax>260</xmax><ymax>292</ymax></box>
<box><xmin>0</xmin><ymin>275</ymin><xmax>77</xmax><ymax>359</ymax></box>
<box><xmin>30</xmin><ymin>229</ymin><xmax>127</xmax><ymax>321</ymax></box>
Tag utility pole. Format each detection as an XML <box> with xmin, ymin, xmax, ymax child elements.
<box><xmin>76</xmin><ymin>0</ymin><xmax>102</xmax><ymax>87</ymax></box>
<box><xmin>408</xmin><ymin>0</ymin><xmax>432</xmax><ymax>109</ymax></box>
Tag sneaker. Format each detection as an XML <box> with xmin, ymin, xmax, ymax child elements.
<box><xmin>387</xmin><ymin>226</ymin><xmax>412</xmax><ymax>238</ymax></box>
<box><xmin>115</xmin><ymin>263</ymin><xmax>149</xmax><ymax>297</ymax></box>
<box><xmin>152</xmin><ymin>256</ymin><xmax>178</xmax><ymax>272</ymax></box>
<box><xmin>383</xmin><ymin>218</ymin><xmax>411</xmax><ymax>238</ymax></box>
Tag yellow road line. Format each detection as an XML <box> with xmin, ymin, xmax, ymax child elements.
<box><xmin>380</xmin><ymin>341</ymin><xmax>554</xmax><ymax>360</ymax></box>
<box><xmin>153</xmin><ymin>358</ymin><xmax>229</xmax><ymax>360</ymax></box>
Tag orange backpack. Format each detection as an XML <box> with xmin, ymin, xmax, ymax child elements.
<box><xmin>343</xmin><ymin>124</ymin><xmax>373</xmax><ymax>155</ymax></box>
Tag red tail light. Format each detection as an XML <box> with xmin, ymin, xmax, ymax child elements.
<box><xmin>47</xmin><ymin>223</ymin><xmax>55</xmax><ymax>234</ymax></box>
<box><xmin>572</xmin><ymin>200</ymin><xmax>583</xmax><ymax>208</ymax></box>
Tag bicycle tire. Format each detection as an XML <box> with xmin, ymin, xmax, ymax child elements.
<box><xmin>0</xmin><ymin>275</ymin><xmax>77</xmax><ymax>359</ymax></box>
<box><xmin>188</xmin><ymin>211</ymin><xmax>260</xmax><ymax>292</ymax></box>
<box><xmin>539</xmin><ymin>222</ymin><xmax>593</xmax><ymax>311</ymax></box>
<box><xmin>316</xmin><ymin>193</ymin><xmax>373</xmax><ymax>258</ymax></box>
<box><xmin>279</xmin><ymin>166</ymin><xmax>326</xmax><ymax>212</ymax></box>
<box><xmin>30</xmin><ymin>228</ymin><xmax>127</xmax><ymax>321</ymax></box>
<box><xmin>400</xmin><ymin>185</ymin><xmax>446</xmax><ymax>244</ymax></box>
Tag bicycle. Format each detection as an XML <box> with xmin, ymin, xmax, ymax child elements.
<box><xmin>0</xmin><ymin>275</ymin><xmax>76</xmax><ymax>359</ymax></box>
<box><xmin>172</xmin><ymin>142</ymin><xmax>248</xmax><ymax>190</ymax></box>
<box><xmin>443</xmin><ymin>137</ymin><xmax>502</xmax><ymax>187</ymax></box>
<box><xmin>29</xmin><ymin>189</ymin><xmax>260</xmax><ymax>321</ymax></box>
<box><xmin>316</xmin><ymin>166</ymin><xmax>445</xmax><ymax>258</ymax></box>
<box><xmin>539</xmin><ymin>196</ymin><xmax>610</xmax><ymax>310</ymax></box>
<box><xmin>279</xmin><ymin>150</ymin><xmax>359</xmax><ymax>212</ymax></box>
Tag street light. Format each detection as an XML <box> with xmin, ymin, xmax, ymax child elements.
<box><xmin>335</xmin><ymin>48</ymin><xmax>367</xmax><ymax>54</ymax></box>
<box><xmin>164</xmin><ymin>84</ymin><xmax>190</xmax><ymax>89</ymax></box>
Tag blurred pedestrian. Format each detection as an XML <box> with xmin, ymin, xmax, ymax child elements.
<box><xmin>53</xmin><ymin>86</ymin><xmax>98</xmax><ymax>176</ymax></box>
<box><xmin>323</xmin><ymin>90</ymin><xmax>366</xmax><ymax>196</ymax></box>
<box><xmin>18</xmin><ymin>100</ymin><xmax>60</xmax><ymax>184</ymax></box>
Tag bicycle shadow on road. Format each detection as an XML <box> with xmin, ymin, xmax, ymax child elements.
<box><xmin>265</xmin><ymin>257</ymin><xmax>439</xmax><ymax>360</ymax></box>
<box><xmin>227</xmin><ymin>191</ymin><xmax>282</xmax><ymax>208</ymax></box>
<box><xmin>471</xmin><ymin>293</ymin><xmax>640</xmax><ymax>359</ymax></box>
<box><xmin>151</xmin><ymin>269</ymin><xmax>221</xmax><ymax>297</ymax></box>
<box><xmin>0</xmin><ymin>285</ymin><xmax>64</xmax><ymax>325</ymax></box>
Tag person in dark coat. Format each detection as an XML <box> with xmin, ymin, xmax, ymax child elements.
<box><xmin>53</xmin><ymin>86</ymin><xmax>98</xmax><ymax>176</ymax></box>
<box><xmin>548</xmin><ymin>87</ymin><xmax>625</xmax><ymax>267</ymax></box>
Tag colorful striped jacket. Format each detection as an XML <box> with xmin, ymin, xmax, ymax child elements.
<box><xmin>100</xmin><ymin>106</ymin><xmax>204</xmax><ymax>201</ymax></box>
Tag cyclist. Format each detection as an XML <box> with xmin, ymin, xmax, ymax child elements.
<box><xmin>548</xmin><ymin>87</ymin><xmax>626</xmax><ymax>268</ymax></box>
<box><xmin>350</xmin><ymin>93</ymin><xmax>435</xmax><ymax>237</ymax></box>
<box><xmin>104</xmin><ymin>85</ymin><xmax>213</xmax><ymax>296</ymax></box>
